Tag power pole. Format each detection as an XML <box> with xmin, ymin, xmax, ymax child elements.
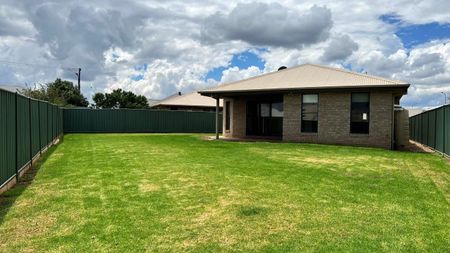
<box><xmin>75</xmin><ymin>68</ymin><xmax>81</xmax><ymax>91</ymax></box>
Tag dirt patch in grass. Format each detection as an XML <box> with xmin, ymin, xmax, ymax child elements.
<box><xmin>139</xmin><ymin>181</ymin><xmax>160</xmax><ymax>193</ymax></box>
<box><xmin>3</xmin><ymin>213</ymin><xmax>56</xmax><ymax>242</ymax></box>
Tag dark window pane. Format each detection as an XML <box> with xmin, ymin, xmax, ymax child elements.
<box><xmin>351</xmin><ymin>93</ymin><xmax>369</xmax><ymax>134</ymax></box>
<box><xmin>225</xmin><ymin>101</ymin><xmax>230</xmax><ymax>130</ymax></box>
<box><xmin>351</xmin><ymin>122</ymin><xmax>369</xmax><ymax>133</ymax></box>
<box><xmin>260</xmin><ymin>103</ymin><xmax>270</xmax><ymax>117</ymax></box>
<box><xmin>303</xmin><ymin>94</ymin><xmax>318</xmax><ymax>103</ymax></box>
<box><xmin>271</xmin><ymin>102</ymin><xmax>283</xmax><ymax>117</ymax></box>
<box><xmin>302</xmin><ymin>120</ymin><xmax>318</xmax><ymax>133</ymax></box>
<box><xmin>301</xmin><ymin>94</ymin><xmax>318</xmax><ymax>133</ymax></box>
<box><xmin>352</xmin><ymin>93</ymin><xmax>369</xmax><ymax>102</ymax></box>
<box><xmin>302</xmin><ymin>104</ymin><xmax>318</xmax><ymax>121</ymax></box>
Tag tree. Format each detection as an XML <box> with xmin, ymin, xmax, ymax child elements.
<box><xmin>22</xmin><ymin>78</ymin><xmax>88</xmax><ymax>107</ymax></box>
<box><xmin>92</xmin><ymin>89</ymin><xmax>149</xmax><ymax>109</ymax></box>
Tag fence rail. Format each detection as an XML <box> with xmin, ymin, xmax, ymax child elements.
<box><xmin>409</xmin><ymin>105</ymin><xmax>450</xmax><ymax>155</ymax></box>
<box><xmin>0</xmin><ymin>88</ymin><xmax>63</xmax><ymax>193</ymax></box>
<box><xmin>63</xmin><ymin>108</ymin><xmax>222</xmax><ymax>133</ymax></box>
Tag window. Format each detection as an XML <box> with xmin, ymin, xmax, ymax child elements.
<box><xmin>351</xmin><ymin>93</ymin><xmax>369</xmax><ymax>134</ymax></box>
<box><xmin>225</xmin><ymin>101</ymin><xmax>231</xmax><ymax>131</ymax></box>
<box><xmin>271</xmin><ymin>102</ymin><xmax>283</xmax><ymax>117</ymax></box>
<box><xmin>260</xmin><ymin>103</ymin><xmax>270</xmax><ymax>117</ymax></box>
<box><xmin>301</xmin><ymin>94</ymin><xmax>318</xmax><ymax>133</ymax></box>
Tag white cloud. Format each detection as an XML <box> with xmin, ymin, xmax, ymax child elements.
<box><xmin>321</xmin><ymin>34</ymin><xmax>359</xmax><ymax>62</ymax></box>
<box><xmin>220</xmin><ymin>66</ymin><xmax>263</xmax><ymax>84</ymax></box>
<box><xmin>0</xmin><ymin>0</ymin><xmax>449</xmax><ymax>108</ymax></box>
<box><xmin>201</xmin><ymin>3</ymin><xmax>332</xmax><ymax>48</ymax></box>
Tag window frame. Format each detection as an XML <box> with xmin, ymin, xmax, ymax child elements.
<box><xmin>350</xmin><ymin>92</ymin><xmax>370</xmax><ymax>134</ymax></box>
<box><xmin>301</xmin><ymin>94</ymin><xmax>319</xmax><ymax>133</ymax></box>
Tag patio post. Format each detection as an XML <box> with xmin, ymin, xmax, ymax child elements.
<box><xmin>215</xmin><ymin>96</ymin><xmax>219</xmax><ymax>140</ymax></box>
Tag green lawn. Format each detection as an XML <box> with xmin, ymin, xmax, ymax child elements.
<box><xmin>1</xmin><ymin>134</ymin><xmax>449</xmax><ymax>252</ymax></box>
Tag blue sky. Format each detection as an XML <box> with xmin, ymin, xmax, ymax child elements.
<box><xmin>380</xmin><ymin>14</ymin><xmax>450</xmax><ymax>49</ymax></box>
<box><xmin>204</xmin><ymin>15</ymin><xmax>450</xmax><ymax>84</ymax></box>
<box><xmin>131</xmin><ymin>63</ymin><xmax>148</xmax><ymax>81</ymax></box>
<box><xmin>205</xmin><ymin>50</ymin><xmax>266</xmax><ymax>81</ymax></box>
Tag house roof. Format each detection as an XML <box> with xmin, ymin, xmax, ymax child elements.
<box><xmin>0</xmin><ymin>84</ymin><xmax>26</xmax><ymax>93</ymax></box>
<box><xmin>407</xmin><ymin>108</ymin><xmax>425</xmax><ymax>117</ymax></box>
<box><xmin>152</xmin><ymin>91</ymin><xmax>223</xmax><ymax>108</ymax></box>
<box><xmin>147</xmin><ymin>98</ymin><xmax>161</xmax><ymax>107</ymax></box>
<box><xmin>199</xmin><ymin>63</ymin><xmax>409</xmax><ymax>96</ymax></box>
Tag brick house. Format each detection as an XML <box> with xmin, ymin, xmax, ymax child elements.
<box><xmin>199</xmin><ymin>64</ymin><xmax>410</xmax><ymax>149</ymax></box>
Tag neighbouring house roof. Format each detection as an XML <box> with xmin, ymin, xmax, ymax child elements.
<box><xmin>147</xmin><ymin>98</ymin><xmax>161</xmax><ymax>107</ymax></box>
<box><xmin>199</xmin><ymin>63</ymin><xmax>410</xmax><ymax>96</ymax></box>
<box><xmin>407</xmin><ymin>108</ymin><xmax>425</xmax><ymax>117</ymax></box>
<box><xmin>0</xmin><ymin>84</ymin><xmax>26</xmax><ymax>93</ymax></box>
<box><xmin>152</xmin><ymin>91</ymin><xmax>223</xmax><ymax>108</ymax></box>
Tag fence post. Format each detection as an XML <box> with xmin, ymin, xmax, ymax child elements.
<box><xmin>14</xmin><ymin>92</ymin><xmax>18</xmax><ymax>182</ymax></box>
<box><xmin>29</xmin><ymin>97</ymin><xmax>32</xmax><ymax>168</ymax></box>
<box><xmin>215</xmin><ymin>97</ymin><xmax>219</xmax><ymax>140</ymax></box>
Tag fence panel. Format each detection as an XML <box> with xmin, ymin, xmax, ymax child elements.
<box><xmin>421</xmin><ymin>113</ymin><xmax>428</xmax><ymax>145</ymax></box>
<box><xmin>30</xmin><ymin>99</ymin><xmax>41</xmax><ymax>156</ymax></box>
<box><xmin>17</xmin><ymin>95</ymin><xmax>31</xmax><ymax>170</ymax></box>
<box><xmin>435</xmin><ymin>108</ymin><xmax>444</xmax><ymax>151</ymax></box>
<box><xmin>0</xmin><ymin>91</ymin><xmax>17</xmax><ymax>188</ymax></box>
<box><xmin>0</xmin><ymin>88</ymin><xmax>63</xmax><ymax>192</ymax></box>
<box><xmin>445</xmin><ymin>107</ymin><xmax>450</xmax><ymax>154</ymax></box>
<box><xmin>410</xmin><ymin>104</ymin><xmax>450</xmax><ymax>156</ymax></box>
<box><xmin>428</xmin><ymin>110</ymin><xmax>436</xmax><ymax>148</ymax></box>
<box><xmin>63</xmin><ymin>108</ymin><xmax>222</xmax><ymax>133</ymax></box>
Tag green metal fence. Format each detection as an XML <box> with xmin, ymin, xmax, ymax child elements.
<box><xmin>0</xmin><ymin>88</ymin><xmax>63</xmax><ymax>191</ymax></box>
<box><xmin>63</xmin><ymin>108</ymin><xmax>222</xmax><ymax>133</ymax></box>
<box><xmin>409</xmin><ymin>105</ymin><xmax>450</xmax><ymax>155</ymax></box>
<box><xmin>2</xmin><ymin>101</ymin><xmax>220</xmax><ymax>191</ymax></box>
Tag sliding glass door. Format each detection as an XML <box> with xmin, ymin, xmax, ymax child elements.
<box><xmin>246</xmin><ymin>100</ymin><xmax>283</xmax><ymax>137</ymax></box>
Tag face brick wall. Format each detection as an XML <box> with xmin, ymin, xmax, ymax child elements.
<box><xmin>225</xmin><ymin>91</ymin><xmax>394</xmax><ymax>149</ymax></box>
<box><xmin>223</xmin><ymin>97</ymin><xmax>246</xmax><ymax>138</ymax></box>
<box><xmin>283</xmin><ymin>92</ymin><xmax>393</xmax><ymax>149</ymax></box>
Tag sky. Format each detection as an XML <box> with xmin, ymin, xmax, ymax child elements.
<box><xmin>0</xmin><ymin>0</ymin><xmax>450</xmax><ymax>108</ymax></box>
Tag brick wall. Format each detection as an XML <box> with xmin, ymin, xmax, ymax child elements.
<box><xmin>282</xmin><ymin>93</ymin><xmax>318</xmax><ymax>142</ymax></box>
<box><xmin>225</xmin><ymin>91</ymin><xmax>394</xmax><ymax>149</ymax></box>
<box><xmin>223</xmin><ymin>97</ymin><xmax>246</xmax><ymax>138</ymax></box>
<box><xmin>283</xmin><ymin>92</ymin><xmax>393</xmax><ymax>149</ymax></box>
<box><xmin>394</xmin><ymin>109</ymin><xmax>410</xmax><ymax>148</ymax></box>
